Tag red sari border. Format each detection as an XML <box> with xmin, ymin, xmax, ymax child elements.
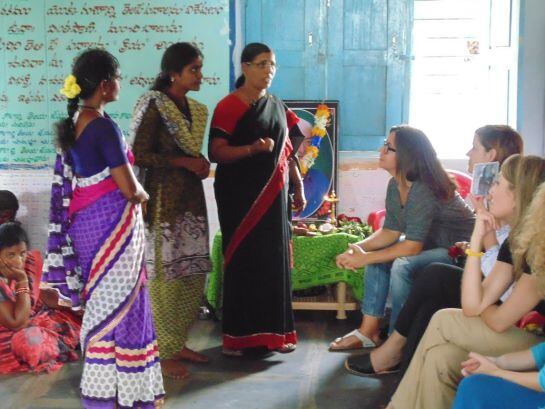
<box><xmin>223</xmin><ymin>331</ymin><xmax>297</xmax><ymax>350</ymax></box>
<box><xmin>223</xmin><ymin>137</ymin><xmax>293</xmax><ymax>269</ymax></box>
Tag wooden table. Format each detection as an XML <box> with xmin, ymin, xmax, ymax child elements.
<box><xmin>206</xmin><ymin>232</ymin><xmax>365</xmax><ymax>319</ymax></box>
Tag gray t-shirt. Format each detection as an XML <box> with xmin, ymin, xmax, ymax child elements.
<box><xmin>383</xmin><ymin>178</ymin><xmax>475</xmax><ymax>249</ymax></box>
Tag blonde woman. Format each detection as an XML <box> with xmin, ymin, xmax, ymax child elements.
<box><xmin>453</xmin><ymin>183</ymin><xmax>545</xmax><ymax>409</ymax></box>
<box><xmin>387</xmin><ymin>155</ymin><xmax>545</xmax><ymax>409</ymax></box>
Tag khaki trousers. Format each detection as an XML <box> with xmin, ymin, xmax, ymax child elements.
<box><xmin>391</xmin><ymin>308</ymin><xmax>543</xmax><ymax>409</ymax></box>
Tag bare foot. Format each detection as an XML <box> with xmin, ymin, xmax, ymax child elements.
<box><xmin>174</xmin><ymin>347</ymin><xmax>209</xmax><ymax>363</ymax></box>
<box><xmin>370</xmin><ymin>347</ymin><xmax>402</xmax><ymax>372</ymax></box>
<box><xmin>369</xmin><ymin>331</ymin><xmax>406</xmax><ymax>372</ymax></box>
<box><xmin>161</xmin><ymin>359</ymin><xmax>190</xmax><ymax>380</ymax></box>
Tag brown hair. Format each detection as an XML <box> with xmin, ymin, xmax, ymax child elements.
<box><xmin>391</xmin><ymin>125</ymin><xmax>456</xmax><ymax>201</ymax></box>
<box><xmin>475</xmin><ymin>125</ymin><xmax>523</xmax><ymax>164</ymax></box>
<box><xmin>500</xmin><ymin>154</ymin><xmax>545</xmax><ymax>280</ymax></box>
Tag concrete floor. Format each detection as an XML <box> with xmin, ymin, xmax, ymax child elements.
<box><xmin>0</xmin><ymin>311</ymin><xmax>399</xmax><ymax>409</ymax></box>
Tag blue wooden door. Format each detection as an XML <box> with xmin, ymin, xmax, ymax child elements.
<box><xmin>245</xmin><ymin>0</ymin><xmax>412</xmax><ymax>150</ymax></box>
<box><xmin>245</xmin><ymin>0</ymin><xmax>327</xmax><ymax>100</ymax></box>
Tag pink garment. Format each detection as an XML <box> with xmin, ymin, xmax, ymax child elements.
<box><xmin>69</xmin><ymin>150</ymin><xmax>135</xmax><ymax>217</ymax></box>
<box><xmin>69</xmin><ymin>179</ymin><xmax>118</xmax><ymax>217</ymax></box>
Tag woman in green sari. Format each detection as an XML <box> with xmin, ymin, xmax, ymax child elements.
<box><xmin>131</xmin><ymin>42</ymin><xmax>211</xmax><ymax>380</ymax></box>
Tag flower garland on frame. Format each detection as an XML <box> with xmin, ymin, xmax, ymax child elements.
<box><xmin>300</xmin><ymin>104</ymin><xmax>331</xmax><ymax>177</ymax></box>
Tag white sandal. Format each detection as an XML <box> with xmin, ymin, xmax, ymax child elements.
<box><xmin>329</xmin><ymin>329</ymin><xmax>377</xmax><ymax>351</ymax></box>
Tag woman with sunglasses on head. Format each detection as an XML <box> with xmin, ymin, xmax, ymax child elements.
<box><xmin>345</xmin><ymin>125</ymin><xmax>523</xmax><ymax>376</ymax></box>
<box><xmin>330</xmin><ymin>125</ymin><xmax>475</xmax><ymax>351</ymax></box>
<box><xmin>209</xmin><ymin>43</ymin><xmax>306</xmax><ymax>356</ymax></box>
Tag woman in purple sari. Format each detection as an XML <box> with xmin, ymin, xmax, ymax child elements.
<box><xmin>43</xmin><ymin>49</ymin><xmax>164</xmax><ymax>408</ymax></box>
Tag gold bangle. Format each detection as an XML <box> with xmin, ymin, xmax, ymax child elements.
<box><xmin>465</xmin><ymin>249</ymin><xmax>484</xmax><ymax>258</ymax></box>
<box><xmin>15</xmin><ymin>287</ymin><xmax>30</xmax><ymax>296</ymax></box>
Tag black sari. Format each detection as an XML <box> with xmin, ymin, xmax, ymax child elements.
<box><xmin>209</xmin><ymin>93</ymin><xmax>301</xmax><ymax>350</ymax></box>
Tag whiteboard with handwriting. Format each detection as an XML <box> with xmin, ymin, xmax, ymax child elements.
<box><xmin>0</xmin><ymin>0</ymin><xmax>230</xmax><ymax>252</ymax></box>
<box><xmin>0</xmin><ymin>0</ymin><xmax>230</xmax><ymax>167</ymax></box>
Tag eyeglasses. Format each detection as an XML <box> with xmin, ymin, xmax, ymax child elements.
<box><xmin>245</xmin><ymin>61</ymin><xmax>278</xmax><ymax>70</ymax></box>
<box><xmin>382</xmin><ymin>139</ymin><xmax>397</xmax><ymax>153</ymax></box>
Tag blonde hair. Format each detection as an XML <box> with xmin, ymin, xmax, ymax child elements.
<box><xmin>502</xmin><ymin>155</ymin><xmax>545</xmax><ymax>239</ymax></box>
<box><xmin>502</xmin><ymin>155</ymin><xmax>545</xmax><ymax>281</ymax></box>
<box><xmin>512</xmin><ymin>182</ymin><xmax>545</xmax><ymax>295</ymax></box>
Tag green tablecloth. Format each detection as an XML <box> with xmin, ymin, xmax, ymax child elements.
<box><xmin>206</xmin><ymin>232</ymin><xmax>365</xmax><ymax>311</ymax></box>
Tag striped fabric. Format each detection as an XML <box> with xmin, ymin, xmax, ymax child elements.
<box><xmin>44</xmin><ymin>149</ymin><xmax>164</xmax><ymax>408</ymax></box>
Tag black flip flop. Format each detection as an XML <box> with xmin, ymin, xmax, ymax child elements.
<box><xmin>344</xmin><ymin>354</ymin><xmax>400</xmax><ymax>377</ymax></box>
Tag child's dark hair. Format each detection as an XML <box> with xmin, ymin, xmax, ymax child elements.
<box><xmin>235</xmin><ymin>43</ymin><xmax>272</xmax><ymax>88</ymax></box>
<box><xmin>0</xmin><ymin>222</ymin><xmax>29</xmax><ymax>250</ymax></box>
<box><xmin>0</xmin><ymin>190</ymin><xmax>19</xmax><ymax>215</ymax></box>
<box><xmin>151</xmin><ymin>42</ymin><xmax>203</xmax><ymax>91</ymax></box>
<box><xmin>55</xmin><ymin>49</ymin><xmax>120</xmax><ymax>151</ymax></box>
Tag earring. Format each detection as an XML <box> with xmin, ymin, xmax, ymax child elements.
<box><xmin>170</xmin><ymin>77</ymin><xmax>174</xmax><ymax>82</ymax></box>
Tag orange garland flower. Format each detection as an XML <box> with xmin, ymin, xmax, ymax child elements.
<box><xmin>300</xmin><ymin>104</ymin><xmax>331</xmax><ymax>176</ymax></box>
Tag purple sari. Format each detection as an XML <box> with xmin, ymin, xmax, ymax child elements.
<box><xmin>44</xmin><ymin>117</ymin><xmax>164</xmax><ymax>408</ymax></box>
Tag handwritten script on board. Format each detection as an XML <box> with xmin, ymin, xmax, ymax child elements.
<box><xmin>0</xmin><ymin>0</ymin><xmax>230</xmax><ymax>252</ymax></box>
<box><xmin>0</xmin><ymin>0</ymin><xmax>230</xmax><ymax>168</ymax></box>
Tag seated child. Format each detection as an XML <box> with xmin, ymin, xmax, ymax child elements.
<box><xmin>0</xmin><ymin>222</ymin><xmax>81</xmax><ymax>374</ymax></box>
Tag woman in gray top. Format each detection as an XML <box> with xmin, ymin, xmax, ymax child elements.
<box><xmin>330</xmin><ymin>125</ymin><xmax>475</xmax><ymax>350</ymax></box>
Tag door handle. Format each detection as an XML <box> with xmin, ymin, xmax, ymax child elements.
<box><xmin>308</xmin><ymin>32</ymin><xmax>313</xmax><ymax>47</ymax></box>
<box><xmin>390</xmin><ymin>34</ymin><xmax>414</xmax><ymax>61</ymax></box>
<box><xmin>391</xmin><ymin>34</ymin><xmax>398</xmax><ymax>54</ymax></box>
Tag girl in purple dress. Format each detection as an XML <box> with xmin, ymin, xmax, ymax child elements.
<box><xmin>43</xmin><ymin>49</ymin><xmax>165</xmax><ymax>408</ymax></box>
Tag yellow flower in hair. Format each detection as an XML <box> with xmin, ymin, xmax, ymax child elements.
<box><xmin>59</xmin><ymin>74</ymin><xmax>81</xmax><ymax>99</ymax></box>
<box><xmin>65</xmin><ymin>75</ymin><xmax>76</xmax><ymax>86</ymax></box>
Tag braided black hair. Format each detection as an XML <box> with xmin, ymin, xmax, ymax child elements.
<box><xmin>55</xmin><ymin>49</ymin><xmax>120</xmax><ymax>151</ymax></box>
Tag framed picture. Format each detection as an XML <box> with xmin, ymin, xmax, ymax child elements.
<box><xmin>284</xmin><ymin>100</ymin><xmax>339</xmax><ymax>221</ymax></box>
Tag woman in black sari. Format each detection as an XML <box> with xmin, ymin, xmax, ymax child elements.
<box><xmin>209</xmin><ymin>43</ymin><xmax>306</xmax><ymax>355</ymax></box>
